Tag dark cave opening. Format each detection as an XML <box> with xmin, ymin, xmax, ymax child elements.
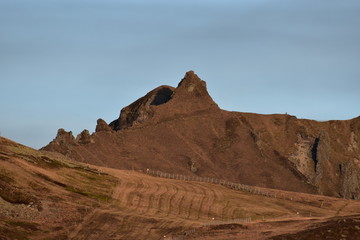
<box><xmin>151</xmin><ymin>87</ymin><xmax>173</xmax><ymax>106</ymax></box>
<box><xmin>311</xmin><ymin>137</ymin><xmax>320</xmax><ymax>172</ymax></box>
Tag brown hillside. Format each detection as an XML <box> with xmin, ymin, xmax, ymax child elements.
<box><xmin>42</xmin><ymin>71</ymin><xmax>360</xmax><ymax>199</ymax></box>
<box><xmin>2</xmin><ymin>136</ymin><xmax>360</xmax><ymax>239</ymax></box>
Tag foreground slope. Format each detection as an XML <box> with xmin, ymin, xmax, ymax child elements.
<box><xmin>0</xmin><ymin>137</ymin><xmax>116</xmax><ymax>239</ymax></box>
<box><xmin>43</xmin><ymin>71</ymin><xmax>360</xmax><ymax>199</ymax></box>
<box><xmin>2</xmin><ymin>137</ymin><xmax>360</xmax><ymax>239</ymax></box>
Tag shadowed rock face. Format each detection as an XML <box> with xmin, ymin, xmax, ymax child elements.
<box><xmin>42</xmin><ymin>71</ymin><xmax>360</xmax><ymax>199</ymax></box>
<box><xmin>150</xmin><ymin>87</ymin><xmax>173</xmax><ymax>106</ymax></box>
<box><xmin>109</xmin><ymin>85</ymin><xmax>176</xmax><ymax>131</ymax></box>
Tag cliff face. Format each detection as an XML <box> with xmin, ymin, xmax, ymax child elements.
<box><xmin>241</xmin><ymin>114</ymin><xmax>360</xmax><ymax>199</ymax></box>
<box><xmin>42</xmin><ymin>71</ymin><xmax>360</xmax><ymax>199</ymax></box>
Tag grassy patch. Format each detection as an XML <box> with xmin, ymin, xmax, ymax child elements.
<box><xmin>35</xmin><ymin>173</ymin><xmax>67</xmax><ymax>187</ymax></box>
<box><xmin>34</xmin><ymin>170</ymin><xmax>115</xmax><ymax>202</ymax></box>
<box><xmin>75</xmin><ymin>171</ymin><xmax>97</xmax><ymax>181</ymax></box>
<box><xmin>28</xmin><ymin>181</ymin><xmax>50</xmax><ymax>193</ymax></box>
<box><xmin>64</xmin><ymin>184</ymin><xmax>111</xmax><ymax>202</ymax></box>
<box><xmin>0</xmin><ymin>155</ymin><xmax>10</xmax><ymax>161</ymax></box>
<box><xmin>14</xmin><ymin>153</ymin><xmax>65</xmax><ymax>169</ymax></box>
<box><xmin>5</xmin><ymin>145</ymin><xmax>67</xmax><ymax>169</ymax></box>
<box><xmin>38</xmin><ymin>156</ymin><xmax>65</xmax><ymax>169</ymax></box>
<box><xmin>62</xmin><ymin>170</ymin><xmax>117</xmax><ymax>202</ymax></box>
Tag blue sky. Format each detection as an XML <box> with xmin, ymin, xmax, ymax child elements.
<box><xmin>1</xmin><ymin>0</ymin><xmax>359</xmax><ymax>149</ymax></box>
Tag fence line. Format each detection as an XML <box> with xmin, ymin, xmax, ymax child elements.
<box><xmin>144</xmin><ymin>169</ymin><xmax>278</xmax><ymax>200</ymax></box>
<box><xmin>141</xmin><ymin>169</ymin><xmax>326</xmax><ymax>204</ymax></box>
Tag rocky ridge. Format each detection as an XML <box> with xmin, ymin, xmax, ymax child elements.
<box><xmin>42</xmin><ymin>71</ymin><xmax>360</xmax><ymax>199</ymax></box>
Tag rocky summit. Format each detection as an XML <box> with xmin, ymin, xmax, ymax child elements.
<box><xmin>42</xmin><ymin>71</ymin><xmax>360</xmax><ymax>200</ymax></box>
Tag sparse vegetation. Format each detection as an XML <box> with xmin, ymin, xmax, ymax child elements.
<box><xmin>35</xmin><ymin>173</ymin><xmax>67</xmax><ymax>187</ymax></box>
<box><xmin>28</xmin><ymin>181</ymin><xmax>50</xmax><ymax>193</ymax></box>
<box><xmin>0</xmin><ymin>180</ymin><xmax>39</xmax><ymax>206</ymax></box>
<box><xmin>0</xmin><ymin>155</ymin><xmax>10</xmax><ymax>161</ymax></box>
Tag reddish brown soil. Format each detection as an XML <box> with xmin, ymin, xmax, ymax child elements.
<box><xmin>1</xmin><ymin>137</ymin><xmax>360</xmax><ymax>239</ymax></box>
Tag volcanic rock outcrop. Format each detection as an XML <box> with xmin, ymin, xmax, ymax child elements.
<box><xmin>95</xmin><ymin>118</ymin><xmax>112</xmax><ymax>132</ymax></box>
<box><xmin>109</xmin><ymin>71</ymin><xmax>218</xmax><ymax>130</ymax></box>
<box><xmin>42</xmin><ymin>71</ymin><xmax>360</xmax><ymax>199</ymax></box>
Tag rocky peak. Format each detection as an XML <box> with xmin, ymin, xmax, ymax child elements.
<box><xmin>76</xmin><ymin>130</ymin><xmax>93</xmax><ymax>144</ymax></box>
<box><xmin>41</xmin><ymin>128</ymin><xmax>77</xmax><ymax>156</ymax></box>
<box><xmin>96</xmin><ymin>119</ymin><xmax>112</xmax><ymax>132</ymax></box>
<box><xmin>52</xmin><ymin>129</ymin><xmax>76</xmax><ymax>145</ymax></box>
<box><xmin>109</xmin><ymin>71</ymin><xmax>219</xmax><ymax>131</ymax></box>
<box><xmin>176</xmin><ymin>70</ymin><xmax>208</xmax><ymax>97</ymax></box>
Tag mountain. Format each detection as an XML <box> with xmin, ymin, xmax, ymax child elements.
<box><xmin>42</xmin><ymin>71</ymin><xmax>360</xmax><ymax>200</ymax></box>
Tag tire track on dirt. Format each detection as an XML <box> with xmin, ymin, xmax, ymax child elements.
<box><xmin>144</xmin><ymin>181</ymin><xmax>161</xmax><ymax>215</ymax></box>
<box><xmin>180</xmin><ymin>180</ymin><xmax>219</xmax><ymax>220</ymax></box>
<box><xmin>179</xmin><ymin>183</ymin><xmax>198</xmax><ymax>220</ymax></box>
<box><xmin>157</xmin><ymin>184</ymin><xmax>170</xmax><ymax>216</ymax></box>
<box><xmin>184</xmin><ymin>182</ymin><xmax>206</xmax><ymax>220</ymax></box>
<box><xmin>132</xmin><ymin>176</ymin><xmax>157</xmax><ymax>214</ymax></box>
<box><xmin>111</xmin><ymin>172</ymin><xmax>138</xmax><ymax>206</ymax></box>
<box><xmin>147</xmin><ymin>181</ymin><xmax>169</xmax><ymax>215</ymax></box>
<box><xmin>187</xmin><ymin>182</ymin><xmax>208</xmax><ymax>220</ymax></box>
<box><xmin>163</xmin><ymin>182</ymin><xmax>180</xmax><ymax>218</ymax></box>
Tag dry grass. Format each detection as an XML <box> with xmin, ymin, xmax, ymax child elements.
<box><xmin>1</xmin><ymin>137</ymin><xmax>360</xmax><ymax>240</ymax></box>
